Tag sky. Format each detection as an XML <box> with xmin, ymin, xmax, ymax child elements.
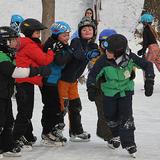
<box><xmin>1</xmin><ymin>0</ymin><xmax>160</xmax><ymax>160</ymax></box>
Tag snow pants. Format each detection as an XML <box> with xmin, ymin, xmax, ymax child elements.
<box><xmin>103</xmin><ymin>93</ymin><xmax>136</xmax><ymax>148</ymax></box>
<box><xmin>40</xmin><ymin>85</ymin><xmax>64</xmax><ymax>134</ymax></box>
<box><xmin>58</xmin><ymin>80</ymin><xmax>84</xmax><ymax>135</ymax></box>
<box><xmin>95</xmin><ymin>92</ymin><xmax>112</xmax><ymax>141</ymax></box>
<box><xmin>13</xmin><ymin>83</ymin><xmax>35</xmax><ymax>141</ymax></box>
<box><xmin>0</xmin><ymin>98</ymin><xmax>15</xmax><ymax>152</ymax></box>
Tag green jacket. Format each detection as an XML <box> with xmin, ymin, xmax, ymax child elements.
<box><xmin>87</xmin><ymin>52</ymin><xmax>155</xmax><ymax>97</ymax></box>
<box><xmin>96</xmin><ymin>60</ymin><xmax>135</xmax><ymax>97</ymax></box>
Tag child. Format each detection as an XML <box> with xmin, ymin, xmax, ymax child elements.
<box><xmin>12</xmin><ymin>18</ymin><xmax>55</xmax><ymax>150</ymax></box>
<box><xmin>40</xmin><ymin>21</ymin><xmax>72</xmax><ymax>146</ymax></box>
<box><xmin>87</xmin><ymin>34</ymin><xmax>154</xmax><ymax>157</ymax></box>
<box><xmin>58</xmin><ymin>16</ymin><xmax>100</xmax><ymax>142</ymax></box>
<box><xmin>0</xmin><ymin>26</ymin><xmax>50</xmax><ymax>158</ymax></box>
<box><xmin>138</xmin><ymin>13</ymin><xmax>160</xmax><ymax>71</ymax></box>
<box><xmin>94</xmin><ymin>29</ymin><xmax>117</xmax><ymax>141</ymax></box>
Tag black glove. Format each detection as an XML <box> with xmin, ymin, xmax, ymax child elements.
<box><xmin>53</xmin><ymin>41</ymin><xmax>65</xmax><ymax>52</ymax></box>
<box><xmin>137</xmin><ymin>48</ymin><xmax>145</xmax><ymax>56</ymax></box>
<box><xmin>29</xmin><ymin>66</ymin><xmax>51</xmax><ymax>77</ymax></box>
<box><xmin>144</xmin><ymin>78</ymin><xmax>154</xmax><ymax>97</ymax></box>
<box><xmin>87</xmin><ymin>85</ymin><xmax>97</xmax><ymax>101</ymax></box>
<box><xmin>129</xmin><ymin>70</ymin><xmax>136</xmax><ymax>80</ymax></box>
<box><xmin>88</xmin><ymin>42</ymin><xmax>98</xmax><ymax>50</ymax></box>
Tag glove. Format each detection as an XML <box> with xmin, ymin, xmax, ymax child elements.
<box><xmin>29</xmin><ymin>66</ymin><xmax>51</xmax><ymax>77</ymax></box>
<box><xmin>78</xmin><ymin>75</ymin><xmax>86</xmax><ymax>85</ymax></box>
<box><xmin>144</xmin><ymin>78</ymin><xmax>154</xmax><ymax>97</ymax></box>
<box><xmin>87</xmin><ymin>85</ymin><xmax>97</xmax><ymax>101</ymax></box>
<box><xmin>88</xmin><ymin>42</ymin><xmax>98</xmax><ymax>50</ymax></box>
<box><xmin>137</xmin><ymin>48</ymin><xmax>145</xmax><ymax>56</ymax></box>
<box><xmin>53</xmin><ymin>41</ymin><xmax>64</xmax><ymax>52</ymax></box>
<box><xmin>85</xmin><ymin>49</ymin><xmax>100</xmax><ymax>60</ymax></box>
<box><xmin>129</xmin><ymin>70</ymin><xmax>136</xmax><ymax>80</ymax></box>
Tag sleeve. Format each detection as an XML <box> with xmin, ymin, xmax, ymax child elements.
<box><xmin>70</xmin><ymin>38</ymin><xmax>88</xmax><ymax>61</ymax></box>
<box><xmin>0</xmin><ymin>61</ymin><xmax>15</xmax><ymax>77</ymax></box>
<box><xmin>43</xmin><ymin>37</ymin><xmax>56</xmax><ymax>52</ymax></box>
<box><xmin>87</xmin><ymin>55</ymin><xmax>106</xmax><ymax>88</ymax></box>
<box><xmin>54</xmin><ymin>46</ymin><xmax>73</xmax><ymax>66</ymax></box>
<box><xmin>130</xmin><ymin>52</ymin><xmax>155</xmax><ymax>78</ymax></box>
<box><xmin>25</xmin><ymin>43</ymin><xmax>54</xmax><ymax>66</ymax></box>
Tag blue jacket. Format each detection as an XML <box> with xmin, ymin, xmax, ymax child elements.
<box><xmin>43</xmin><ymin>37</ymin><xmax>73</xmax><ymax>85</ymax></box>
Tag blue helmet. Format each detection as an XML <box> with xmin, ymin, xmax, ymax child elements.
<box><xmin>50</xmin><ymin>21</ymin><xmax>71</xmax><ymax>36</ymax></box>
<box><xmin>141</xmin><ymin>14</ymin><xmax>154</xmax><ymax>23</ymax></box>
<box><xmin>10</xmin><ymin>14</ymin><xmax>24</xmax><ymax>33</ymax></box>
<box><xmin>99</xmin><ymin>29</ymin><xmax>117</xmax><ymax>41</ymax></box>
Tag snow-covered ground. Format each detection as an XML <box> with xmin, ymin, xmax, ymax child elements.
<box><xmin>1</xmin><ymin>0</ymin><xmax>160</xmax><ymax>159</ymax></box>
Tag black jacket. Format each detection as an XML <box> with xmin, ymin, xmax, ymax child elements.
<box><xmin>61</xmin><ymin>38</ymin><xmax>98</xmax><ymax>82</ymax></box>
<box><xmin>142</xmin><ymin>25</ymin><xmax>158</xmax><ymax>53</ymax></box>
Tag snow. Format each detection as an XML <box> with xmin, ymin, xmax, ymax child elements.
<box><xmin>1</xmin><ymin>0</ymin><xmax>160</xmax><ymax>159</ymax></box>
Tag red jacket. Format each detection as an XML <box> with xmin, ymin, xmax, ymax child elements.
<box><xmin>15</xmin><ymin>37</ymin><xmax>54</xmax><ymax>86</ymax></box>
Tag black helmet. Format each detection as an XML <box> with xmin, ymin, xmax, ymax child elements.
<box><xmin>20</xmin><ymin>18</ymin><xmax>47</xmax><ymax>37</ymax></box>
<box><xmin>78</xmin><ymin>16</ymin><xmax>96</xmax><ymax>38</ymax></box>
<box><xmin>0</xmin><ymin>26</ymin><xmax>19</xmax><ymax>55</ymax></box>
<box><xmin>0</xmin><ymin>26</ymin><xmax>18</xmax><ymax>39</ymax></box>
<box><xmin>104</xmin><ymin>34</ymin><xmax>128</xmax><ymax>58</ymax></box>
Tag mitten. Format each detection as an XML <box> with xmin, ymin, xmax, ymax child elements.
<box><xmin>87</xmin><ymin>85</ymin><xmax>97</xmax><ymax>101</ymax></box>
<box><xmin>29</xmin><ymin>66</ymin><xmax>51</xmax><ymax>77</ymax></box>
<box><xmin>53</xmin><ymin>41</ymin><xmax>64</xmax><ymax>52</ymax></box>
<box><xmin>144</xmin><ymin>78</ymin><xmax>154</xmax><ymax>97</ymax></box>
<box><xmin>85</xmin><ymin>49</ymin><xmax>100</xmax><ymax>60</ymax></box>
<box><xmin>137</xmin><ymin>48</ymin><xmax>145</xmax><ymax>56</ymax></box>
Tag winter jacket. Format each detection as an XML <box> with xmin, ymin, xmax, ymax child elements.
<box><xmin>43</xmin><ymin>37</ymin><xmax>73</xmax><ymax>85</ymax></box>
<box><xmin>87</xmin><ymin>52</ymin><xmax>155</xmax><ymax>97</ymax></box>
<box><xmin>0</xmin><ymin>51</ymin><xmax>15</xmax><ymax>99</ymax></box>
<box><xmin>61</xmin><ymin>38</ymin><xmax>98</xmax><ymax>82</ymax></box>
<box><xmin>142</xmin><ymin>24</ymin><xmax>158</xmax><ymax>53</ymax></box>
<box><xmin>15</xmin><ymin>37</ymin><xmax>54</xmax><ymax>86</ymax></box>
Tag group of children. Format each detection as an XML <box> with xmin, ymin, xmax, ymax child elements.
<box><xmin>0</xmin><ymin>10</ymin><xmax>158</xmax><ymax>158</ymax></box>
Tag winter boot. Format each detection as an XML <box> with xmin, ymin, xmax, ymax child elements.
<box><xmin>0</xmin><ymin>150</ymin><xmax>3</xmax><ymax>159</ymax></box>
<box><xmin>52</xmin><ymin>123</ymin><xmax>67</xmax><ymax>143</ymax></box>
<box><xmin>3</xmin><ymin>145</ymin><xmax>21</xmax><ymax>157</ymax></box>
<box><xmin>108</xmin><ymin>136</ymin><xmax>120</xmax><ymax>149</ymax></box>
<box><xmin>70</xmin><ymin>131</ymin><xmax>91</xmax><ymax>142</ymax></box>
<box><xmin>126</xmin><ymin>145</ymin><xmax>137</xmax><ymax>158</ymax></box>
<box><xmin>16</xmin><ymin>136</ymin><xmax>32</xmax><ymax>151</ymax></box>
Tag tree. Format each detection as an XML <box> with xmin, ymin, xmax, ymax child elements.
<box><xmin>41</xmin><ymin>0</ymin><xmax>55</xmax><ymax>43</ymax></box>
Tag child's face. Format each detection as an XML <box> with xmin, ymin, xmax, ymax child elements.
<box><xmin>57</xmin><ymin>32</ymin><xmax>70</xmax><ymax>44</ymax></box>
<box><xmin>81</xmin><ymin>26</ymin><xmax>94</xmax><ymax>40</ymax></box>
<box><xmin>8</xmin><ymin>37</ymin><xmax>20</xmax><ymax>49</ymax></box>
<box><xmin>32</xmin><ymin>30</ymin><xmax>41</xmax><ymax>38</ymax></box>
<box><xmin>105</xmin><ymin>50</ymin><xmax>115</xmax><ymax>59</ymax></box>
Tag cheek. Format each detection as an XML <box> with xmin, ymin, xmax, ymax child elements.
<box><xmin>10</xmin><ymin>40</ymin><xmax>18</xmax><ymax>48</ymax></box>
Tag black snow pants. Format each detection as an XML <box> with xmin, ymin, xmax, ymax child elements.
<box><xmin>40</xmin><ymin>85</ymin><xmax>64</xmax><ymax>134</ymax></box>
<box><xmin>103</xmin><ymin>93</ymin><xmax>136</xmax><ymax>148</ymax></box>
<box><xmin>0</xmin><ymin>98</ymin><xmax>15</xmax><ymax>152</ymax></box>
<box><xmin>13</xmin><ymin>83</ymin><xmax>35</xmax><ymax>141</ymax></box>
<box><xmin>68</xmin><ymin>98</ymin><xmax>84</xmax><ymax>135</ymax></box>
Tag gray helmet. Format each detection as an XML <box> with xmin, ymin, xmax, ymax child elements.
<box><xmin>78</xmin><ymin>16</ymin><xmax>96</xmax><ymax>38</ymax></box>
